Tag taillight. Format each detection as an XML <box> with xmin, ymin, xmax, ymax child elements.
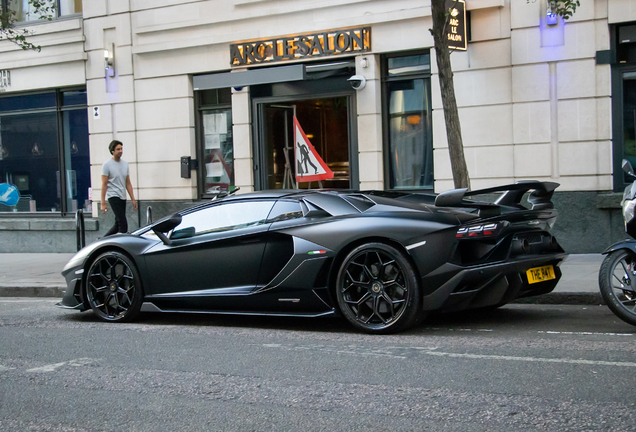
<box><xmin>456</xmin><ymin>223</ymin><xmax>499</xmax><ymax>238</ymax></box>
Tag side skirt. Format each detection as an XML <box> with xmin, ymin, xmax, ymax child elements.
<box><xmin>140</xmin><ymin>302</ymin><xmax>336</xmax><ymax>318</ymax></box>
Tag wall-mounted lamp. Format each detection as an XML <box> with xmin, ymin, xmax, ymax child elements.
<box><xmin>104</xmin><ymin>43</ymin><xmax>115</xmax><ymax>77</ymax></box>
<box><xmin>546</xmin><ymin>0</ymin><xmax>558</xmax><ymax>26</ymax></box>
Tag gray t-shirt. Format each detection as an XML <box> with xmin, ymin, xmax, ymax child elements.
<box><xmin>102</xmin><ymin>158</ymin><xmax>129</xmax><ymax>200</ymax></box>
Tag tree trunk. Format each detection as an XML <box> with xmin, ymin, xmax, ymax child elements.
<box><xmin>430</xmin><ymin>0</ymin><xmax>471</xmax><ymax>190</ymax></box>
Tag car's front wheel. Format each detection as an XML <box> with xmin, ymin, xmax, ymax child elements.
<box><xmin>336</xmin><ymin>243</ymin><xmax>423</xmax><ymax>334</ymax></box>
<box><xmin>85</xmin><ymin>251</ymin><xmax>143</xmax><ymax>322</ymax></box>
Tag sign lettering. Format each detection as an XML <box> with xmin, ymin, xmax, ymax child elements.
<box><xmin>230</xmin><ymin>27</ymin><xmax>371</xmax><ymax>67</ymax></box>
<box><xmin>446</xmin><ymin>0</ymin><xmax>467</xmax><ymax>51</ymax></box>
<box><xmin>0</xmin><ymin>70</ymin><xmax>10</xmax><ymax>89</ymax></box>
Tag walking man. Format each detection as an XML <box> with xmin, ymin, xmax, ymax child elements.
<box><xmin>101</xmin><ymin>140</ymin><xmax>137</xmax><ymax>236</ymax></box>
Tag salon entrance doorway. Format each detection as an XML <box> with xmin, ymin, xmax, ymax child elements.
<box><xmin>256</xmin><ymin>95</ymin><xmax>355</xmax><ymax>190</ymax></box>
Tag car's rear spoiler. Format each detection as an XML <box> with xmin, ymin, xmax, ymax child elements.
<box><xmin>434</xmin><ymin>181</ymin><xmax>559</xmax><ymax>216</ymax></box>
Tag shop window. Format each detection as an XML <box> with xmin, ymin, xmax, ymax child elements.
<box><xmin>4</xmin><ymin>0</ymin><xmax>81</xmax><ymax>23</ymax></box>
<box><xmin>382</xmin><ymin>52</ymin><xmax>433</xmax><ymax>190</ymax></box>
<box><xmin>196</xmin><ymin>88</ymin><xmax>234</xmax><ymax>197</ymax></box>
<box><xmin>0</xmin><ymin>89</ymin><xmax>89</xmax><ymax>214</ymax></box>
<box><xmin>613</xmin><ymin>24</ymin><xmax>636</xmax><ymax>190</ymax></box>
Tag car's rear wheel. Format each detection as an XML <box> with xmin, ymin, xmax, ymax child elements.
<box><xmin>85</xmin><ymin>251</ymin><xmax>142</xmax><ymax>322</ymax></box>
<box><xmin>336</xmin><ymin>243</ymin><xmax>423</xmax><ymax>334</ymax></box>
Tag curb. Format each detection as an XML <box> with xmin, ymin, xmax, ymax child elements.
<box><xmin>0</xmin><ymin>286</ymin><xmax>66</xmax><ymax>298</ymax></box>
<box><xmin>0</xmin><ymin>286</ymin><xmax>605</xmax><ymax>305</ymax></box>
<box><xmin>511</xmin><ymin>292</ymin><xmax>604</xmax><ymax>306</ymax></box>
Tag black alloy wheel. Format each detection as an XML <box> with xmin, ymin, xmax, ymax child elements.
<box><xmin>599</xmin><ymin>250</ymin><xmax>636</xmax><ymax>326</ymax></box>
<box><xmin>85</xmin><ymin>251</ymin><xmax>143</xmax><ymax>322</ymax></box>
<box><xmin>336</xmin><ymin>242</ymin><xmax>422</xmax><ymax>334</ymax></box>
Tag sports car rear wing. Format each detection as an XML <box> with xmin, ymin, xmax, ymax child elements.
<box><xmin>434</xmin><ymin>181</ymin><xmax>559</xmax><ymax>216</ymax></box>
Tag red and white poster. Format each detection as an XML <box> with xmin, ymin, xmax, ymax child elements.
<box><xmin>294</xmin><ymin>116</ymin><xmax>333</xmax><ymax>183</ymax></box>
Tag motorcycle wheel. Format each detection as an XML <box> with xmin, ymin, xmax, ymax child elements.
<box><xmin>599</xmin><ymin>250</ymin><xmax>636</xmax><ymax>326</ymax></box>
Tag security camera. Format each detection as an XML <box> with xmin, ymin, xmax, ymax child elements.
<box><xmin>347</xmin><ymin>75</ymin><xmax>367</xmax><ymax>90</ymax></box>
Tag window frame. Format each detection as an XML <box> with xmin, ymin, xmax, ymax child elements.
<box><xmin>169</xmin><ymin>199</ymin><xmax>275</xmax><ymax>240</ymax></box>
<box><xmin>0</xmin><ymin>87</ymin><xmax>88</xmax><ymax>217</ymax></box>
<box><xmin>194</xmin><ymin>88</ymin><xmax>234</xmax><ymax>200</ymax></box>
<box><xmin>381</xmin><ymin>50</ymin><xmax>434</xmax><ymax>191</ymax></box>
<box><xmin>1</xmin><ymin>0</ymin><xmax>82</xmax><ymax>25</ymax></box>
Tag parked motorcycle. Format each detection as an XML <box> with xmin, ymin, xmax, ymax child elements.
<box><xmin>599</xmin><ymin>159</ymin><xmax>636</xmax><ymax>326</ymax></box>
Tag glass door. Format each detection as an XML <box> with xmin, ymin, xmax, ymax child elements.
<box><xmin>256</xmin><ymin>96</ymin><xmax>353</xmax><ymax>190</ymax></box>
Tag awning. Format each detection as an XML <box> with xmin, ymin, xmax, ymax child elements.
<box><xmin>193</xmin><ymin>65</ymin><xmax>305</xmax><ymax>90</ymax></box>
<box><xmin>192</xmin><ymin>61</ymin><xmax>356</xmax><ymax>90</ymax></box>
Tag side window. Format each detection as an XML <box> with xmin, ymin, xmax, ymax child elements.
<box><xmin>267</xmin><ymin>200</ymin><xmax>304</xmax><ymax>223</ymax></box>
<box><xmin>171</xmin><ymin>201</ymin><xmax>274</xmax><ymax>239</ymax></box>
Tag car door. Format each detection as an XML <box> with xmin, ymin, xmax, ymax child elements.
<box><xmin>142</xmin><ymin>200</ymin><xmax>275</xmax><ymax>300</ymax></box>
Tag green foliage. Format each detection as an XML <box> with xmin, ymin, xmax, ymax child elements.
<box><xmin>0</xmin><ymin>0</ymin><xmax>56</xmax><ymax>51</ymax></box>
<box><xmin>550</xmin><ymin>0</ymin><xmax>580</xmax><ymax>20</ymax></box>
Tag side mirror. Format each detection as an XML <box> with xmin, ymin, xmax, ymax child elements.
<box><xmin>152</xmin><ymin>213</ymin><xmax>182</xmax><ymax>245</ymax></box>
<box><xmin>623</xmin><ymin>159</ymin><xmax>636</xmax><ymax>179</ymax></box>
<box><xmin>171</xmin><ymin>226</ymin><xmax>195</xmax><ymax>240</ymax></box>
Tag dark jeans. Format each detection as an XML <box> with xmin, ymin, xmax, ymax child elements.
<box><xmin>105</xmin><ymin>197</ymin><xmax>128</xmax><ymax>236</ymax></box>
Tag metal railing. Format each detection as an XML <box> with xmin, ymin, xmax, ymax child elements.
<box><xmin>75</xmin><ymin>209</ymin><xmax>85</xmax><ymax>251</ymax></box>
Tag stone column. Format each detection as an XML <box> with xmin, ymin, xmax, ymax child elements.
<box><xmin>232</xmin><ymin>87</ymin><xmax>254</xmax><ymax>193</ymax></box>
<box><xmin>354</xmin><ymin>54</ymin><xmax>384</xmax><ymax>190</ymax></box>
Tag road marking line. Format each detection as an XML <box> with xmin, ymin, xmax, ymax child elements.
<box><xmin>26</xmin><ymin>358</ymin><xmax>98</xmax><ymax>373</ymax></box>
<box><xmin>0</xmin><ymin>365</ymin><xmax>16</xmax><ymax>371</ymax></box>
<box><xmin>27</xmin><ymin>361</ymin><xmax>68</xmax><ymax>373</ymax></box>
<box><xmin>539</xmin><ymin>331</ymin><xmax>634</xmax><ymax>336</ymax></box>
<box><xmin>421</xmin><ymin>350</ymin><xmax>636</xmax><ymax>367</ymax></box>
<box><xmin>260</xmin><ymin>344</ymin><xmax>634</xmax><ymax>367</ymax></box>
<box><xmin>423</xmin><ymin>328</ymin><xmax>494</xmax><ymax>332</ymax></box>
<box><xmin>261</xmin><ymin>344</ymin><xmax>406</xmax><ymax>359</ymax></box>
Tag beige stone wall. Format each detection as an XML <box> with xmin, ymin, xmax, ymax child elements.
<box><xmin>432</xmin><ymin>0</ymin><xmax>614</xmax><ymax>192</ymax></box>
<box><xmin>79</xmin><ymin>0</ymin><xmax>632</xmax><ymax>198</ymax></box>
<box><xmin>83</xmin><ymin>0</ymin><xmax>435</xmax><ymax>199</ymax></box>
<box><xmin>0</xmin><ymin>18</ymin><xmax>86</xmax><ymax>92</ymax></box>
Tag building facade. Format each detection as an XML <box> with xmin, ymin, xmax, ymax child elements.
<box><xmin>0</xmin><ymin>0</ymin><xmax>633</xmax><ymax>253</ymax></box>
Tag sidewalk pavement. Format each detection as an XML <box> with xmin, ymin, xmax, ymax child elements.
<box><xmin>0</xmin><ymin>253</ymin><xmax>605</xmax><ymax>305</ymax></box>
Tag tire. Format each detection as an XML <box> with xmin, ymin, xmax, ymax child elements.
<box><xmin>336</xmin><ymin>242</ymin><xmax>423</xmax><ymax>334</ymax></box>
<box><xmin>85</xmin><ymin>251</ymin><xmax>143</xmax><ymax>323</ymax></box>
<box><xmin>599</xmin><ymin>250</ymin><xmax>636</xmax><ymax>326</ymax></box>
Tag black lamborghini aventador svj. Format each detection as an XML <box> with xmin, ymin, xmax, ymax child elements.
<box><xmin>58</xmin><ymin>182</ymin><xmax>565</xmax><ymax>334</ymax></box>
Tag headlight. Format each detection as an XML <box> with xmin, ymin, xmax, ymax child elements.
<box><xmin>623</xmin><ymin>199</ymin><xmax>636</xmax><ymax>224</ymax></box>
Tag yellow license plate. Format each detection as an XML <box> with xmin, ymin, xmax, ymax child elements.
<box><xmin>526</xmin><ymin>265</ymin><xmax>555</xmax><ymax>284</ymax></box>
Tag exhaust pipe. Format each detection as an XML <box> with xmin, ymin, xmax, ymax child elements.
<box><xmin>550</xmin><ymin>236</ymin><xmax>559</xmax><ymax>251</ymax></box>
<box><xmin>511</xmin><ymin>238</ymin><xmax>530</xmax><ymax>256</ymax></box>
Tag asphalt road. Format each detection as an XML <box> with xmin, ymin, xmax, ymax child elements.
<box><xmin>1</xmin><ymin>299</ymin><xmax>635</xmax><ymax>432</ymax></box>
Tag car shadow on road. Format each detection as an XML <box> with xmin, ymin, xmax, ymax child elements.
<box><xmin>58</xmin><ymin>304</ymin><xmax>608</xmax><ymax>335</ymax></box>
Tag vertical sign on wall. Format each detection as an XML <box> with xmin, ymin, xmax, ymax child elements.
<box><xmin>445</xmin><ymin>0</ymin><xmax>467</xmax><ymax>51</ymax></box>
<box><xmin>0</xmin><ymin>70</ymin><xmax>10</xmax><ymax>92</ymax></box>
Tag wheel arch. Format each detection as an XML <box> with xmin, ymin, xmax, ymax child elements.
<box><xmin>326</xmin><ymin>236</ymin><xmax>422</xmax><ymax>309</ymax></box>
<box><xmin>80</xmin><ymin>246</ymin><xmax>144</xmax><ymax>305</ymax></box>
<box><xmin>602</xmin><ymin>240</ymin><xmax>636</xmax><ymax>255</ymax></box>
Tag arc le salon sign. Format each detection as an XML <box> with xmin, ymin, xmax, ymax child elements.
<box><xmin>230</xmin><ymin>27</ymin><xmax>371</xmax><ymax>66</ymax></box>
<box><xmin>446</xmin><ymin>0</ymin><xmax>467</xmax><ymax>51</ymax></box>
